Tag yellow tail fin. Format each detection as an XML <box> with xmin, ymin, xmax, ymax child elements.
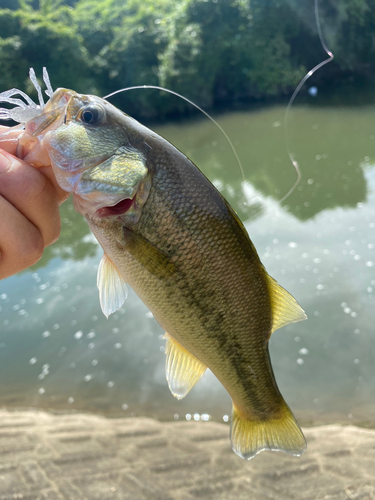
<box><xmin>231</xmin><ymin>403</ymin><xmax>306</xmax><ymax>460</ymax></box>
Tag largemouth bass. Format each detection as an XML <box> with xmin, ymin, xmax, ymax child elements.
<box><xmin>0</xmin><ymin>74</ymin><xmax>307</xmax><ymax>460</ymax></box>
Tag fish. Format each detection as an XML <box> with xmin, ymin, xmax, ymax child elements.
<box><xmin>0</xmin><ymin>70</ymin><xmax>307</xmax><ymax>460</ymax></box>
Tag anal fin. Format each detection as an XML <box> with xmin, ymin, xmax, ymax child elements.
<box><xmin>231</xmin><ymin>402</ymin><xmax>307</xmax><ymax>460</ymax></box>
<box><xmin>266</xmin><ymin>274</ymin><xmax>307</xmax><ymax>336</ymax></box>
<box><xmin>164</xmin><ymin>333</ymin><xmax>207</xmax><ymax>400</ymax></box>
<box><xmin>97</xmin><ymin>253</ymin><xmax>128</xmax><ymax>318</ymax></box>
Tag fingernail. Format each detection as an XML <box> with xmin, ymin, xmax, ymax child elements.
<box><xmin>0</xmin><ymin>150</ymin><xmax>11</xmax><ymax>173</ymax></box>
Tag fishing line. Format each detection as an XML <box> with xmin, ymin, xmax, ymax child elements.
<box><xmin>281</xmin><ymin>0</ymin><xmax>334</xmax><ymax>203</ymax></box>
<box><xmin>104</xmin><ymin>86</ymin><xmax>245</xmax><ymax>184</ymax></box>
<box><xmin>105</xmin><ymin>0</ymin><xmax>333</xmax><ymax>207</ymax></box>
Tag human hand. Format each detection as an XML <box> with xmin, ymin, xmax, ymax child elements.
<box><xmin>0</xmin><ymin>125</ymin><xmax>69</xmax><ymax>279</ymax></box>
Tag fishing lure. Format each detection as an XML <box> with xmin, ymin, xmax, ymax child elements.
<box><xmin>0</xmin><ymin>67</ymin><xmax>54</xmax><ymax>124</ymax></box>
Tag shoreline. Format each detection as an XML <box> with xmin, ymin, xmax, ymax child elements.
<box><xmin>2</xmin><ymin>403</ymin><xmax>375</xmax><ymax>430</ymax></box>
<box><xmin>0</xmin><ymin>409</ymin><xmax>374</xmax><ymax>499</ymax></box>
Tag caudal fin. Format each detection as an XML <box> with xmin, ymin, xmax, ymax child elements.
<box><xmin>230</xmin><ymin>403</ymin><xmax>306</xmax><ymax>460</ymax></box>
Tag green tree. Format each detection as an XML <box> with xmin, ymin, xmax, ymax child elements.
<box><xmin>0</xmin><ymin>6</ymin><xmax>91</xmax><ymax>98</ymax></box>
<box><xmin>1</xmin><ymin>0</ymin><xmax>374</xmax><ymax>121</ymax></box>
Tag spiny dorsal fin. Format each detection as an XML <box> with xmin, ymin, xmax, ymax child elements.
<box><xmin>97</xmin><ymin>253</ymin><xmax>128</xmax><ymax>318</ymax></box>
<box><xmin>164</xmin><ymin>333</ymin><xmax>207</xmax><ymax>400</ymax></box>
<box><xmin>231</xmin><ymin>402</ymin><xmax>307</xmax><ymax>460</ymax></box>
<box><xmin>266</xmin><ymin>274</ymin><xmax>307</xmax><ymax>335</ymax></box>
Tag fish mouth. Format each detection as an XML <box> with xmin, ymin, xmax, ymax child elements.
<box><xmin>90</xmin><ymin>174</ymin><xmax>151</xmax><ymax>223</ymax></box>
<box><xmin>72</xmin><ymin>167</ymin><xmax>151</xmax><ymax>223</ymax></box>
<box><xmin>70</xmin><ymin>171</ymin><xmax>149</xmax><ymax>220</ymax></box>
<box><xmin>96</xmin><ymin>196</ymin><xmax>135</xmax><ymax>218</ymax></box>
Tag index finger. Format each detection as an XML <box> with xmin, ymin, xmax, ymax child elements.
<box><xmin>39</xmin><ymin>165</ymin><xmax>70</xmax><ymax>205</ymax></box>
<box><xmin>0</xmin><ymin>125</ymin><xmax>20</xmax><ymax>155</ymax></box>
<box><xmin>0</xmin><ymin>125</ymin><xmax>69</xmax><ymax>204</ymax></box>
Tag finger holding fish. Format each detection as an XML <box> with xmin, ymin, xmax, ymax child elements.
<box><xmin>0</xmin><ymin>125</ymin><xmax>69</xmax><ymax>204</ymax></box>
<box><xmin>0</xmin><ymin>146</ymin><xmax>63</xmax><ymax>278</ymax></box>
<box><xmin>0</xmin><ymin>194</ymin><xmax>44</xmax><ymax>279</ymax></box>
<box><xmin>0</xmin><ymin>125</ymin><xmax>20</xmax><ymax>155</ymax></box>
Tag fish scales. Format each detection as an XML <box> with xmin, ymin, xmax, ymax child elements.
<box><xmin>0</xmin><ymin>76</ymin><xmax>307</xmax><ymax>460</ymax></box>
<box><xmin>88</xmin><ymin>133</ymin><xmax>285</xmax><ymax>418</ymax></box>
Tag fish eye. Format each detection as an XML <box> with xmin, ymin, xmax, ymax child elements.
<box><xmin>79</xmin><ymin>105</ymin><xmax>104</xmax><ymax>125</ymax></box>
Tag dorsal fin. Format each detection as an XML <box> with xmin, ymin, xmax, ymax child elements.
<box><xmin>97</xmin><ymin>253</ymin><xmax>128</xmax><ymax>318</ymax></box>
<box><xmin>164</xmin><ymin>333</ymin><xmax>207</xmax><ymax>400</ymax></box>
<box><xmin>266</xmin><ymin>274</ymin><xmax>307</xmax><ymax>336</ymax></box>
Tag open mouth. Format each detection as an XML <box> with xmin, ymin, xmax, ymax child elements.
<box><xmin>96</xmin><ymin>197</ymin><xmax>135</xmax><ymax>218</ymax></box>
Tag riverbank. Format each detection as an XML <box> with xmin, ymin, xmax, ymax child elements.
<box><xmin>0</xmin><ymin>409</ymin><xmax>373</xmax><ymax>499</ymax></box>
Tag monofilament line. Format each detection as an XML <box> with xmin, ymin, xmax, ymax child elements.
<box><xmin>281</xmin><ymin>0</ymin><xmax>334</xmax><ymax>203</ymax></box>
<box><xmin>104</xmin><ymin>86</ymin><xmax>245</xmax><ymax>184</ymax></box>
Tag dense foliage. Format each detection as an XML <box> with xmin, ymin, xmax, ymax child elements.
<box><xmin>0</xmin><ymin>0</ymin><xmax>374</xmax><ymax>120</ymax></box>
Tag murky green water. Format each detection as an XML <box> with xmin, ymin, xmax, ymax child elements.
<box><xmin>0</xmin><ymin>103</ymin><xmax>374</xmax><ymax>426</ymax></box>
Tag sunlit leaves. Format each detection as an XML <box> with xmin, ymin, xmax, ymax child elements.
<box><xmin>0</xmin><ymin>0</ymin><xmax>374</xmax><ymax>120</ymax></box>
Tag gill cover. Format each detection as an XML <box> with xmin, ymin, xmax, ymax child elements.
<box><xmin>44</xmin><ymin>93</ymin><xmax>150</xmax><ymax>217</ymax></box>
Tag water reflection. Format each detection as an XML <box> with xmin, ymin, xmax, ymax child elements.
<box><xmin>155</xmin><ymin>105</ymin><xmax>373</xmax><ymax>221</ymax></box>
<box><xmin>278</xmin><ymin>107</ymin><xmax>371</xmax><ymax>220</ymax></box>
<box><xmin>0</xmin><ymin>104</ymin><xmax>375</xmax><ymax>426</ymax></box>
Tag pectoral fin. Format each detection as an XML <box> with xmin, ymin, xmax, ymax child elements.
<box><xmin>267</xmin><ymin>274</ymin><xmax>307</xmax><ymax>336</ymax></box>
<box><xmin>97</xmin><ymin>253</ymin><xmax>128</xmax><ymax>318</ymax></box>
<box><xmin>164</xmin><ymin>333</ymin><xmax>207</xmax><ymax>400</ymax></box>
<box><xmin>123</xmin><ymin>227</ymin><xmax>178</xmax><ymax>280</ymax></box>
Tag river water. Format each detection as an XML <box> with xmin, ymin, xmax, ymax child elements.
<box><xmin>0</xmin><ymin>102</ymin><xmax>374</xmax><ymax>426</ymax></box>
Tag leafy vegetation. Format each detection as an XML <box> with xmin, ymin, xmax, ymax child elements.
<box><xmin>0</xmin><ymin>0</ymin><xmax>374</xmax><ymax>120</ymax></box>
